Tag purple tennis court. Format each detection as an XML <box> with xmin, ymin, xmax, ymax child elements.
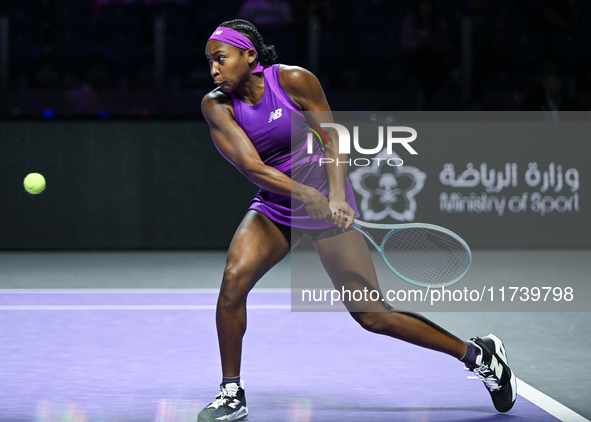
<box><xmin>1</xmin><ymin>288</ymin><xmax>586</xmax><ymax>422</ymax></box>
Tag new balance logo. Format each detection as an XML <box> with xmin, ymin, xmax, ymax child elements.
<box><xmin>268</xmin><ymin>108</ymin><xmax>283</xmax><ymax>122</ymax></box>
<box><xmin>490</xmin><ymin>355</ymin><xmax>504</xmax><ymax>380</ymax></box>
<box><xmin>228</xmin><ymin>399</ymin><xmax>241</xmax><ymax>409</ymax></box>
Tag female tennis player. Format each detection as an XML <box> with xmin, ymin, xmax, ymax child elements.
<box><xmin>198</xmin><ymin>19</ymin><xmax>516</xmax><ymax>421</ymax></box>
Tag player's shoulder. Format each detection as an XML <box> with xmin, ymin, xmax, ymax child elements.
<box><xmin>278</xmin><ymin>64</ymin><xmax>319</xmax><ymax>87</ymax></box>
<box><xmin>278</xmin><ymin>64</ymin><xmax>321</xmax><ymax>100</ymax></box>
<box><xmin>201</xmin><ymin>87</ymin><xmax>232</xmax><ymax>114</ymax></box>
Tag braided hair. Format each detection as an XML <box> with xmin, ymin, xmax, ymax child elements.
<box><xmin>218</xmin><ymin>19</ymin><xmax>278</xmax><ymax>66</ymax></box>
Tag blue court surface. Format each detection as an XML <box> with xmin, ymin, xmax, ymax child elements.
<box><xmin>1</xmin><ymin>289</ymin><xmax>588</xmax><ymax>422</ymax></box>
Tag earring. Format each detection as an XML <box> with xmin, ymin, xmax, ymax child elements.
<box><xmin>249</xmin><ymin>59</ymin><xmax>253</xmax><ymax>63</ymax></box>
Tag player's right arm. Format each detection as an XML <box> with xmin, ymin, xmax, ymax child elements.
<box><xmin>201</xmin><ymin>89</ymin><xmax>329</xmax><ymax>220</ymax></box>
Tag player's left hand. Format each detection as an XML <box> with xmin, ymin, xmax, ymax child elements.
<box><xmin>328</xmin><ymin>201</ymin><xmax>355</xmax><ymax>231</ymax></box>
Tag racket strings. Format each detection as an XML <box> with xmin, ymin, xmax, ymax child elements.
<box><xmin>382</xmin><ymin>228</ymin><xmax>470</xmax><ymax>286</ymax></box>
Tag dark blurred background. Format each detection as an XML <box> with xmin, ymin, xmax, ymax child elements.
<box><xmin>1</xmin><ymin>0</ymin><xmax>590</xmax><ymax>250</ymax></box>
<box><xmin>1</xmin><ymin>0</ymin><xmax>590</xmax><ymax>118</ymax></box>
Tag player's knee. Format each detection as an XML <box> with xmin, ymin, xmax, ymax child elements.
<box><xmin>353</xmin><ymin>312</ymin><xmax>386</xmax><ymax>334</ymax></box>
<box><xmin>218</xmin><ymin>265</ymin><xmax>250</xmax><ymax>308</ymax></box>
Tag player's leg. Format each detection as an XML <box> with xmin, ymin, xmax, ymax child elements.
<box><xmin>313</xmin><ymin>228</ymin><xmax>467</xmax><ymax>357</ymax></box>
<box><xmin>313</xmin><ymin>229</ymin><xmax>516</xmax><ymax>412</ymax></box>
<box><xmin>217</xmin><ymin>210</ymin><xmax>295</xmax><ymax>377</ymax></box>
<box><xmin>198</xmin><ymin>210</ymin><xmax>297</xmax><ymax>422</ymax></box>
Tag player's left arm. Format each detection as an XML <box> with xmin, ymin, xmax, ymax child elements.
<box><xmin>279</xmin><ymin>65</ymin><xmax>353</xmax><ymax>229</ymax></box>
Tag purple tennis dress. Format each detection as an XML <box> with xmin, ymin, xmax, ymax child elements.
<box><xmin>229</xmin><ymin>64</ymin><xmax>359</xmax><ymax>230</ymax></box>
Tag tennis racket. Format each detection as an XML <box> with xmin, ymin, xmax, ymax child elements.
<box><xmin>332</xmin><ymin>209</ymin><xmax>471</xmax><ymax>288</ymax></box>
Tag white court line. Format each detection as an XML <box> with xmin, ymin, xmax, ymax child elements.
<box><xmin>517</xmin><ymin>378</ymin><xmax>590</xmax><ymax>422</ymax></box>
<box><xmin>0</xmin><ymin>290</ymin><xmax>291</xmax><ymax>310</ymax></box>
<box><xmin>0</xmin><ymin>288</ymin><xmax>292</xmax><ymax>294</ymax></box>
<box><xmin>468</xmin><ymin>376</ymin><xmax>589</xmax><ymax>421</ymax></box>
<box><xmin>0</xmin><ymin>304</ymin><xmax>290</xmax><ymax>311</ymax></box>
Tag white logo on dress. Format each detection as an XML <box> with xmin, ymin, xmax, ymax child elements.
<box><xmin>268</xmin><ymin>108</ymin><xmax>283</xmax><ymax>123</ymax></box>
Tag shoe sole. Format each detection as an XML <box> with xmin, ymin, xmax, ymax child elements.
<box><xmin>197</xmin><ymin>406</ymin><xmax>248</xmax><ymax>422</ymax></box>
<box><xmin>484</xmin><ymin>333</ymin><xmax>517</xmax><ymax>412</ymax></box>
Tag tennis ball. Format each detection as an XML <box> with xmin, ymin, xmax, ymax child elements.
<box><xmin>24</xmin><ymin>173</ymin><xmax>46</xmax><ymax>194</ymax></box>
